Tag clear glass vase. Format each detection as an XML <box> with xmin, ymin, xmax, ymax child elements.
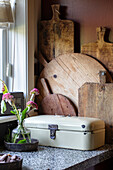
<box><xmin>12</xmin><ymin>120</ymin><xmax>31</xmax><ymax>143</ymax></box>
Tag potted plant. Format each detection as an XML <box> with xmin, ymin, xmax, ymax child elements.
<box><xmin>0</xmin><ymin>79</ymin><xmax>39</xmax><ymax>150</ymax></box>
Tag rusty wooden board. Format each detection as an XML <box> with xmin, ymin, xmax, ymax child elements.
<box><xmin>39</xmin><ymin>4</ymin><xmax>74</xmax><ymax>62</ymax></box>
<box><xmin>78</xmin><ymin>71</ymin><xmax>113</xmax><ymax>144</ymax></box>
<box><xmin>37</xmin><ymin>53</ymin><xmax>112</xmax><ymax>110</ymax></box>
<box><xmin>81</xmin><ymin>27</ymin><xmax>113</xmax><ymax>77</ymax></box>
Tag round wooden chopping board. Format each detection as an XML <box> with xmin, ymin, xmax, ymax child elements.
<box><xmin>38</xmin><ymin>78</ymin><xmax>77</xmax><ymax>116</ymax></box>
<box><xmin>39</xmin><ymin>93</ymin><xmax>77</xmax><ymax>116</ymax></box>
<box><xmin>37</xmin><ymin>53</ymin><xmax>112</xmax><ymax>109</ymax></box>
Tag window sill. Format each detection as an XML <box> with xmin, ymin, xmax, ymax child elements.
<box><xmin>0</xmin><ymin>115</ymin><xmax>17</xmax><ymax>124</ymax></box>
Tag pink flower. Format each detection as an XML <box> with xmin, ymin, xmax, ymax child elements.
<box><xmin>26</xmin><ymin>101</ymin><xmax>38</xmax><ymax>110</ymax></box>
<box><xmin>2</xmin><ymin>93</ymin><xmax>14</xmax><ymax>101</ymax></box>
<box><xmin>30</xmin><ymin>88</ymin><xmax>39</xmax><ymax>95</ymax></box>
<box><xmin>2</xmin><ymin>93</ymin><xmax>14</xmax><ymax>105</ymax></box>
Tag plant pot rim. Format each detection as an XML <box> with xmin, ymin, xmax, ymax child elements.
<box><xmin>4</xmin><ymin>138</ymin><xmax>39</xmax><ymax>152</ymax></box>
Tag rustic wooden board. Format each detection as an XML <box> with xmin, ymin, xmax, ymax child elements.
<box><xmin>38</xmin><ymin>78</ymin><xmax>77</xmax><ymax>116</ymax></box>
<box><xmin>81</xmin><ymin>27</ymin><xmax>113</xmax><ymax>77</ymax></box>
<box><xmin>39</xmin><ymin>94</ymin><xmax>77</xmax><ymax>116</ymax></box>
<box><xmin>78</xmin><ymin>72</ymin><xmax>113</xmax><ymax>144</ymax></box>
<box><xmin>39</xmin><ymin>4</ymin><xmax>74</xmax><ymax>62</ymax></box>
<box><xmin>37</xmin><ymin>53</ymin><xmax>112</xmax><ymax>109</ymax></box>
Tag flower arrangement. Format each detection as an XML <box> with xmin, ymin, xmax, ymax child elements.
<box><xmin>0</xmin><ymin>79</ymin><xmax>39</xmax><ymax>144</ymax></box>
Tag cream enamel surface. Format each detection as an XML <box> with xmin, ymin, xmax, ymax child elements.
<box><xmin>24</xmin><ymin>115</ymin><xmax>105</xmax><ymax>150</ymax></box>
<box><xmin>24</xmin><ymin>115</ymin><xmax>105</xmax><ymax>131</ymax></box>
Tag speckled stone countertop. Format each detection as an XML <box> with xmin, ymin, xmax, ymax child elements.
<box><xmin>1</xmin><ymin>144</ymin><xmax>113</xmax><ymax>170</ymax></box>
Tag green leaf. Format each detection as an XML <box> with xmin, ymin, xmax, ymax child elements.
<box><xmin>22</xmin><ymin>107</ymin><xmax>28</xmax><ymax>120</ymax></box>
<box><xmin>0</xmin><ymin>79</ymin><xmax>9</xmax><ymax>94</ymax></box>
<box><xmin>10</xmin><ymin>110</ymin><xmax>17</xmax><ymax>114</ymax></box>
<box><xmin>17</xmin><ymin>139</ymin><xmax>27</xmax><ymax>144</ymax></box>
<box><xmin>3</xmin><ymin>84</ymin><xmax>9</xmax><ymax>94</ymax></box>
<box><xmin>1</xmin><ymin>100</ymin><xmax>6</xmax><ymax>114</ymax></box>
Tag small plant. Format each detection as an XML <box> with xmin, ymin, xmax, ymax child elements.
<box><xmin>0</xmin><ymin>79</ymin><xmax>39</xmax><ymax>143</ymax></box>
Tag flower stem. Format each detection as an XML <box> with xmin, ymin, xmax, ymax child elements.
<box><xmin>30</xmin><ymin>93</ymin><xmax>35</xmax><ymax>101</ymax></box>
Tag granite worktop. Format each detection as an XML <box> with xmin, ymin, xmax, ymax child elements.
<box><xmin>0</xmin><ymin>144</ymin><xmax>113</xmax><ymax>170</ymax></box>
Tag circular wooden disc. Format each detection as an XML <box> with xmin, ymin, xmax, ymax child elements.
<box><xmin>37</xmin><ymin>53</ymin><xmax>112</xmax><ymax>109</ymax></box>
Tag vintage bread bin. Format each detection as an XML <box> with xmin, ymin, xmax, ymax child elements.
<box><xmin>24</xmin><ymin>115</ymin><xmax>105</xmax><ymax>150</ymax></box>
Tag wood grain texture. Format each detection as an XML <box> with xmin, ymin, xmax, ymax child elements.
<box><xmin>39</xmin><ymin>4</ymin><xmax>74</xmax><ymax>62</ymax></box>
<box><xmin>37</xmin><ymin>53</ymin><xmax>112</xmax><ymax>109</ymax></box>
<box><xmin>78</xmin><ymin>78</ymin><xmax>113</xmax><ymax>144</ymax></box>
<box><xmin>81</xmin><ymin>27</ymin><xmax>113</xmax><ymax>77</ymax></box>
<box><xmin>39</xmin><ymin>93</ymin><xmax>77</xmax><ymax>116</ymax></box>
<box><xmin>39</xmin><ymin>78</ymin><xmax>77</xmax><ymax>116</ymax></box>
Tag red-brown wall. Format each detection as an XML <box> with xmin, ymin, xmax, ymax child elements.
<box><xmin>41</xmin><ymin>0</ymin><xmax>113</xmax><ymax>52</ymax></box>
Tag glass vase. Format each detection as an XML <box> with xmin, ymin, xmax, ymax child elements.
<box><xmin>12</xmin><ymin>120</ymin><xmax>31</xmax><ymax>143</ymax></box>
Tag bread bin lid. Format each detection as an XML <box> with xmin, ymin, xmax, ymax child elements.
<box><xmin>24</xmin><ymin>115</ymin><xmax>105</xmax><ymax>131</ymax></box>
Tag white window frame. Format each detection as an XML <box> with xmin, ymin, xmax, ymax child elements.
<box><xmin>0</xmin><ymin>29</ymin><xmax>8</xmax><ymax>90</ymax></box>
<box><xmin>7</xmin><ymin>0</ymin><xmax>29</xmax><ymax>99</ymax></box>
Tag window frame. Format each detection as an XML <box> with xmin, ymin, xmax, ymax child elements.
<box><xmin>0</xmin><ymin>29</ymin><xmax>8</xmax><ymax>89</ymax></box>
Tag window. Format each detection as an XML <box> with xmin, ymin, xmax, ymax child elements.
<box><xmin>0</xmin><ymin>0</ymin><xmax>29</xmax><ymax>117</ymax></box>
<box><xmin>0</xmin><ymin>0</ymin><xmax>35</xmax><ymax>117</ymax></box>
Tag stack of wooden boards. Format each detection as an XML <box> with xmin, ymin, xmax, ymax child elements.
<box><xmin>38</xmin><ymin>4</ymin><xmax>113</xmax><ymax>144</ymax></box>
<box><xmin>38</xmin><ymin>53</ymin><xmax>112</xmax><ymax>111</ymax></box>
<box><xmin>78</xmin><ymin>71</ymin><xmax>113</xmax><ymax>143</ymax></box>
<box><xmin>79</xmin><ymin>27</ymin><xmax>113</xmax><ymax>143</ymax></box>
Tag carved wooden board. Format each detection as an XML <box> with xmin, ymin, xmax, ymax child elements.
<box><xmin>38</xmin><ymin>78</ymin><xmax>77</xmax><ymax>116</ymax></box>
<box><xmin>81</xmin><ymin>27</ymin><xmax>113</xmax><ymax>77</ymax></box>
<box><xmin>78</xmin><ymin>72</ymin><xmax>113</xmax><ymax>144</ymax></box>
<box><xmin>37</xmin><ymin>53</ymin><xmax>112</xmax><ymax>109</ymax></box>
<box><xmin>39</xmin><ymin>4</ymin><xmax>74</xmax><ymax>62</ymax></box>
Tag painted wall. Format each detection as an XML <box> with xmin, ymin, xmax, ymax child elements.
<box><xmin>41</xmin><ymin>0</ymin><xmax>113</xmax><ymax>52</ymax></box>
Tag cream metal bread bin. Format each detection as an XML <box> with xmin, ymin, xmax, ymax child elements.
<box><xmin>24</xmin><ymin>115</ymin><xmax>105</xmax><ymax>150</ymax></box>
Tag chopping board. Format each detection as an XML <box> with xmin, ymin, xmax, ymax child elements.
<box><xmin>37</xmin><ymin>53</ymin><xmax>112</xmax><ymax>109</ymax></box>
<box><xmin>78</xmin><ymin>71</ymin><xmax>113</xmax><ymax>144</ymax></box>
<box><xmin>39</xmin><ymin>78</ymin><xmax>77</xmax><ymax>116</ymax></box>
<box><xmin>81</xmin><ymin>27</ymin><xmax>113</xmax><ymax>77</ymax></box>
<box><xmin>39</xmin><ymin>4</ymin><xmax>74</xmax><ymax>62</ymax></box>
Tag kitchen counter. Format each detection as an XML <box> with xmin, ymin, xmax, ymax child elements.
<box><xmin>0</xmin><ymin>144</ymin><xmax>113</xmax><ymax>170</ymax></box>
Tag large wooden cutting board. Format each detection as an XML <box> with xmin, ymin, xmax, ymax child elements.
<box><xmin>39</xmin><ymin>4</ymin><xmax>74</xmax><ymax>62</ymax></box>
<box><xmin>37</xmin><ymin>53</ymin><xmax>112</xmax><ymax>109</ymax></box>
<box><xmin>78</xmin><ymin>71</ymin><xmax>113</xmax><ymax>144</ymax></box>
<box><xmin>81</xmin><ymin>27</ymin><xmax>113</xmax><ymax>77</ymax></box>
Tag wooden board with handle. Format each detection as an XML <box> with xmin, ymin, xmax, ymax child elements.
<box><xmin>37</xmin><ymin>53</ymin><xmax>112</xmax><ymax>110</ymax></box>
<box><xmin>78</xmin><ymin>71</ymin><xmax>113</xmax><ymax>144</ymax></box>
<box><xmin>39</xmin><ymin>4</ymin><xmax>74</xmax><ymax>62</ymax></box>
<box><xmin>81</xmin><ymin>27</ymin><xmax>113</xmax><ymax>77</ymax></box>
<box><xmin>38</xmin><ymin>78</ymin><xmax>77</xmax><ymax>116</ymax></box>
